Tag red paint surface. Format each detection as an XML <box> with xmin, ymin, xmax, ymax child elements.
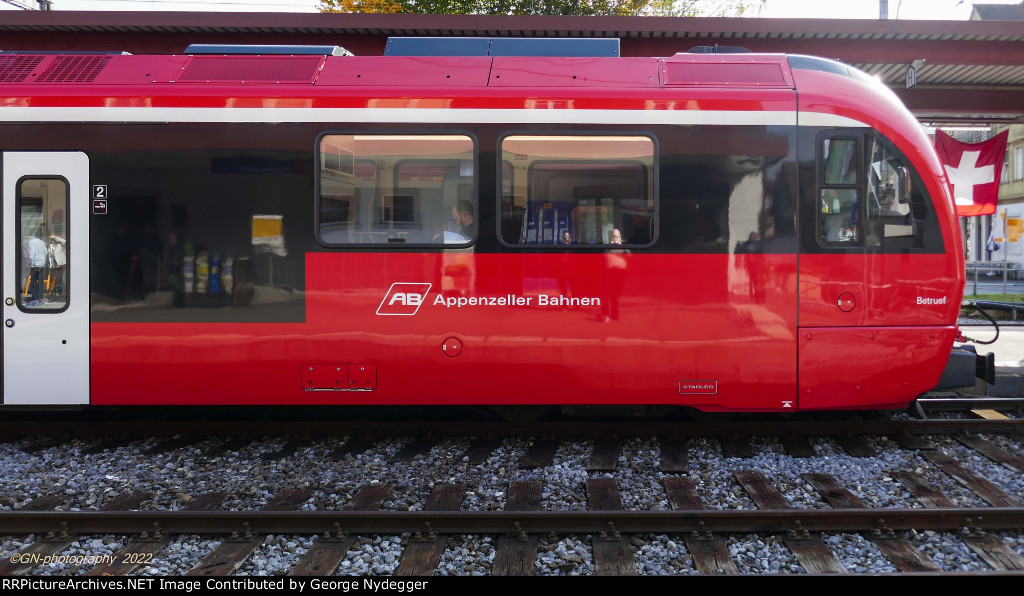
<box><xmin>1</xmin><ymin>51</ymin><xmax>966</xmax><ymax>411</ymax></box>
<box><xmin>799</xmin><ymin>326</ymin><xmax>958</xmax><ymax>410</ymax></box>
<box><xmin>91</xmin><ymin>253</ymin><xmax>800</xmax><ymax>409</ymax></box>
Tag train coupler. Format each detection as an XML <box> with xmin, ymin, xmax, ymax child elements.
<box><xmin>934</xmin><ymin>345</ymin><xmax>994</xmax><ymax>390</ymax></box>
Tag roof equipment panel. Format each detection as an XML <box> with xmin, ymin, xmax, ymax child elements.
<box><xmin>185</xmin><ymin>44</ymin><xmax>352</xmax><ymax>56</ymax></box>
<box><xmin>385</xmin><ymin>36</ymin><xmax>619</xmax><ymax>57</ymax></box>
<box><xmin>0</xmin><ymin>54</ymin><xmax>44</xmax><ymax>83</ymax></box>
<box><xmin>316</xmin><ymin>56</ymin><xmax>492</xmax><ymax>86</ymax></box>
<box><xmin>490</xmin><ymin>37</ymin><xmax>618</xmax><ymax>57</ymax></box>
<box><xmin>36</xmin><ymin>55</ymin><xmax>112</xmax><ymax>83</ymax></box>
<box><xmin>385</xmin><ymin>37</ymin><xmax>491</xmax><ymax>57</ymax></box>
<box><xmin>661</xmin><ymin>54</ymin><xmax>794</xmax><ymax>88</ymax></box>
<box><xmin>167</xmin><ymin>55</ymin><xmax>326</xmax><ymax>84</ymax></box>
<box><xmin>489</xmin><ymin>57</ymin><xmax>658</xmax><ymax>87</ymax></box>
<box><xmin>687</xmin><ymin>45</ymin><xmax>752</xmax><ymax>54</ymax></box>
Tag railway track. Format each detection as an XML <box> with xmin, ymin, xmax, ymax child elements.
<box><xmin>0</xmin><ymin>416</ymin><xmax>1022</xmax><ymax>576</ymax></box>
<box><xmin>0</xmin><ymin>471</ymin><xmax>1022</xmax><ymax>576</ymax></box>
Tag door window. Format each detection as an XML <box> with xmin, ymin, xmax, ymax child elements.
<box><xmin>17</xmin><ymin>177</ymin><xmax>68</xmax><ymax>312</ymax></box>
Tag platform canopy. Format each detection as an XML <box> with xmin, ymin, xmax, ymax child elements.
<box><xmin>2</xmin><ymin>12</ymin><xmax>1023</xmax><ymax>124</ymax></box>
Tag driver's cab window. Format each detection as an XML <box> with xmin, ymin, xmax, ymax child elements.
<box><xmin>819</xmin><ymin>137</ymin><xmax>860</xmax><ymax>245</ymax></box>
<box><xmin>864</xmin><ymin>137</ymin><xmax>915</xmax><ymax>247</ymax></box>
<box><xmin>818</xmin><ymin>133</ymin><xmax>923</xmax><ymax>250</ymax></box>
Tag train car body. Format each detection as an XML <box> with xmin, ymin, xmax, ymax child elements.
<box><xmin>0</xmin><ymin>43</ymin><xmax>967</xmax><ymax>413</ymax></box>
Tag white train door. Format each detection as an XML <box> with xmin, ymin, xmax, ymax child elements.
<box><xmin>2</xmin><ymin>152</ymin><xmax>90</xmax><ymax>405</ymax></box>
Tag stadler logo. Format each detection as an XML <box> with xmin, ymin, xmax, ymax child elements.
<box><xmin>679</xmin><ymin>380</ymin><xmax>718</xmax><ymax>395</ymax></box>
<box><xmin>377</xmin><ymin>283</ymin><xmax>432</xmax><ymax>316</ymax></box>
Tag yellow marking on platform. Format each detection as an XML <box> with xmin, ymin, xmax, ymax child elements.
<box><xmin>971</xmin><ymin>409</ymin><xmax>1010</xmax><ymax>420</ymax></box>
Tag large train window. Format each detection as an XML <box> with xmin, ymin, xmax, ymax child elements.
<box><xmin>499</xmin><ymin>134</ymin><xmax>655</xmax><ymax>246</ymax></box>
<box><xmin>16</xmin><ymin>177</ymin><xmax>69</xmax><ymax>313</ymax></box>
<box><xmin>317</xmin><ymin>134</ymin><xmax>476</xmax><ymax>246</ymax></box>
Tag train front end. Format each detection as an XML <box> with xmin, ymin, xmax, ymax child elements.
<box><xmin>789</xmin><ymin>55</ymin><xmax>972</xmax><ymax>409</ymax></box>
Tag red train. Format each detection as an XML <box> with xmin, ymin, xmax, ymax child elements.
<box><xmin>0</xmin><ymin>40</ymin><xmax>978</xmax><ymax>415</ymax></box>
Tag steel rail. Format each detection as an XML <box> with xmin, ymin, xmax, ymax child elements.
<box><xmin>2</xmin><ymin>508</ymin><xmax>1022</xmax><ymax>535</ymax></box>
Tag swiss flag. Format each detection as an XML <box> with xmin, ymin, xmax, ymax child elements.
<box><xmin>935</xmin><ymin>129</ymin><xmax>1008</xmax><ymax>217</ymax></box>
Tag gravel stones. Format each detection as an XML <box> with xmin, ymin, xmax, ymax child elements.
<box><xmin>0</xmin><ymin>418</ymin><xmax>1021</xmax><ymax>575</ymax></box>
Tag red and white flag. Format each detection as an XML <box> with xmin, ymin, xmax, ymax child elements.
<box><xmin>935</xmin><ymin>129</ymin><xmax>1008</xmax><ymax>217</ymax></box>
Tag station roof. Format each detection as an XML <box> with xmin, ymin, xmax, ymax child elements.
<box><xmin>2</xmin><ymin>12</ymin><xmax>1023</xmax><ymax>124</ymax></box>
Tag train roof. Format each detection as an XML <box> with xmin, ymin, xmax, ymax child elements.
<box><xmin>0</xmin><ymin>46</ymin><xmax>875</xmax><ymax>91</ymax></box>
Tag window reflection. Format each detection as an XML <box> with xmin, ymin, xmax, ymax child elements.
<box><xmin>318</xmin><ymin>134</ymin><xmax>475</xmax><ymax>246</ymax></box>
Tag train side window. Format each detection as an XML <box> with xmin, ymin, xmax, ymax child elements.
<box><xmin>499</xmin><ymin>134</ymin><xmax>655</xmax><ymax>246</ymax></box>
<box><xmin>818</xmin><ymin>137</ymin><xmax>861</xmax><ymax>245</ymax></box>
<box><xmin>16</xmin><ymin>178</ymin><xmax>69</xmax><ymax>313</ymax></box>
<box><xmin>317</xmin><ymin>134</ymin><xmax>475</xmax><ymax>246</ymax></box>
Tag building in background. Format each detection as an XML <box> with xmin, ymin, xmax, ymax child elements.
<box><xmin>971</xmin><ymin>1</ymin><xmax>1024</xmax><ymax>20</ymax></box>
<box><xmin>989</xmin><ymin>126</ymin><xmax>1024</xmax><ymax>267</ymax></box>
<box><xmin>962</xmin><ymin>3</ymin><xmax>1024</xmax><ymax>273</ymax></box>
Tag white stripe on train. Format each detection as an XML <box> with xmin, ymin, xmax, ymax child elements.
<box><xmin>0</xmin><ymin>107</ymin><xmax>866</xmax><ymax>127</ymax></box>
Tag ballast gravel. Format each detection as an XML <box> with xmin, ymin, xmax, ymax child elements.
<box><xmin>0</xmin><ymin>422</ymin><xmax>1021</xmax><ymax>576</ymax></box>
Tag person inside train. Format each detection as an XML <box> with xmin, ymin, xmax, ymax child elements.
<box><xmin>48</xmin><ymin>233</ymin><xmax>67</xmax><ymax>302</ymax></box>
<box><xmin>452</xmin><ymin>200</ymin><xmax>476</xmax><ymax>241</ymax></box>
<box><xmin>433</xmin><ymin>207</ymin><xmax>465</xmax><ymax>244</ymax></box>
<box><xmin>25</xmin><ymin>226</ymin><xmax>48</xmax><ymax>306</ymax></box>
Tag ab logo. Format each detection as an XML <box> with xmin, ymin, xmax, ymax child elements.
<box><xmin>377</xmin><ymin>283</ymin><xmax>432</xmax><ymax>316</ymax></box>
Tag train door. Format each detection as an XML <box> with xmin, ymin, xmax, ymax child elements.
<box><xmin>2</xmin><ymin>152</ymin><xmax>90</xmax><ymax>405</ymax></box>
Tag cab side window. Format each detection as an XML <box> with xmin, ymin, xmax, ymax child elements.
<box><xmin>818</xmin><ymin>137</ymin><xmax>860</xmax><ymax>245</ymax></box>
<box><xmin>817</xmin><ymin>132</ymin><xmax>932</xmax><ymax>251</ymax></box>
